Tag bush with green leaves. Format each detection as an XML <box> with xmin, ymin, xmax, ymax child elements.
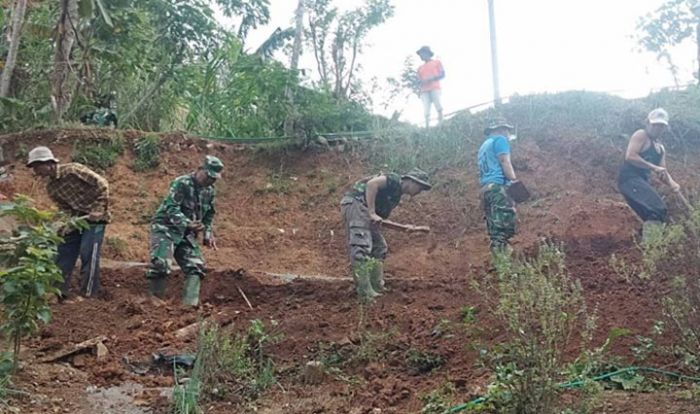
<box><xmin>132</xmin><ymin>134</ymin><xmax>161</xmax><ymax>172</ymax></box>
<box><xmin>659</xmin><ymin>274</ymin><xmax>700</xmax><ymax>373</ymax></box>
<box><xmin>0</xmin><ymin>197</ymin><xmax>68</xmax><ymax>369</ymax></box>
<box><xmin>72</xmin><ymin>136</ymin><xmax>124</xmax><ymax>171</ymax></box>
<box><xmin>197</xmin><ymin>320</ymin><xmax>280</xmax><ymax>402</ymax></box>
<box><xmin>419</xmin><ymin>382</ymin><xmax>456</xmax><ymax>414</ymax></box>
<box><xmin>171</xmin><ymin>320</ymin><xmax>281</xmax><ymax>413</ymax></box>
<box><xmin>104</xmin><ymin>236</ymin><xmax>129</xmax><ymax>259</ymax></box>
<box><xmin>476</xmin><ymin>243</ymin><xmax>596</xmax><ymax>414</ymax></box>
<box><xmin>607</xmin><ymin>205</ymin><xmax>700</xmax><ymax>373</ymax></box>
<box><xmin>405</xmin><ymin>349</ymin><xmax>444</xmax><ymax>375</ymax></box>
<box><xmin>609</xmin><ymin>220</ymin><xmax>687</xmax><ymax>281</ymax></box>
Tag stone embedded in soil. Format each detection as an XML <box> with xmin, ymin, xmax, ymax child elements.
<box><xmin>302</xmin><ymin>360</ymin><xmax>326</xmax><ymax>385</ymax></box>
<box><xmin>95</xmin><ymin>342</ymin><xmax>109</xmax><ymax>359</ymax></box>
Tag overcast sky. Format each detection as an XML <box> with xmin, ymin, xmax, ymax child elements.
<box><xmin>235</xmin><ymin>0</ymin><xmax>698</xmax><ymax>124</ymax></box>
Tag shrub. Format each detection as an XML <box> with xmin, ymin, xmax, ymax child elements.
<box><xmin>405</xmin><ymin>349</ymin><xmax>444</xmax><ymax>374</ymax></box>
<box><xmin>660</xmin><ymin>275</ymin><xmax>700</xmax><ymax>373</ymax></box>
<box><xmin>609</xmin><ymin>215</ymin><xmax>690</xmax><ymax>281</ymax></box>
<box><xmin>171</xmin><ymin>320</ymin><xmax>281</xmax><ymax>413</ymax></box>
<box><xmin>477</xmin><ymin>243</ymin><xmax>595</xmax><ymax>414</ymax></box>
<box><xmin>608</xmin><ymin>204</ymin><xmax>700</xmax><ymax>373</ymax></box>
<box><xmin>0</xmin><ymin>196</ymin><xmax>70</xmax><ymax>369</ymax></box>
<box><xmin>104</xmin><ymin>236</ymin><xmax>129</xmax><ymax>259</ymax></box>
<box><xmin>419</xmin><ymin>382</ymin><xmax>456</xmax><ymax>414</ymax></box>
<box><xmin>200</xmin><ymin>320</ymin><xmax>280</xmax><ymax>401</ymax></box>
<box><xmin>72</xmin><ymin>136</ymin><xmax>124</xmax><ymax>171</ymax></box>
<box><xmin>133</xmin><ymin>134</ymin><xmax>161</xmax><ymax>172</ymax></box>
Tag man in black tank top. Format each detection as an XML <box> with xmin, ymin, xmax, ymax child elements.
<box><xmin>618</xmin><ymin>108</ymin><xmax>681</xmax><ymax>242</ymax></box>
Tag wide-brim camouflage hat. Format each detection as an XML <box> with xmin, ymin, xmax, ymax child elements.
<box><xmin>483</xmin><ymin>118</ymin><xmax>514</xmax><ymax>135</ymax></box>
<box><xmin>203</xmin><ymin>155</ymin><xmax>223</xmax><ymax>179</ymax></box>
<box><xmin>402</xmin><ymin>168</ymin><xmax>432</xmax><ymax>190</ymax></box>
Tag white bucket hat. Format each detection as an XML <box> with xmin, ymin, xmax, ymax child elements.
<box><xmin>26</xmin><ymin>146</ymin><xmax>59</xmax><ymax>167</ymax></box>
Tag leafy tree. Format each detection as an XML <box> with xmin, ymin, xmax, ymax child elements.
<box><xmin>305</xmin><ymin>0</ymin><xmax>394</xmax><ymax>99</ymax></box>
<box><xmin>637</xmin><ymin>0</ymin><xmax>700</xmax><ymax>84</ymax></box>
<box><xmin>119</xmin><ymin>0</ymin><xmax>220</xmax><ymax>126</ymax></box>
<box><xmin>216</xmin><ymin>0</ymin><xmax>271</xmax><ymax>46</ymax></box>
<box><xmin>0</xmin><ymin>0</ymin><xmax>380</xmax><ymax>137</ymax></box>
<box><xmin>182</xmin><ymin>39</ymin><xmax>298</xmax><ymax>137</ymax></box>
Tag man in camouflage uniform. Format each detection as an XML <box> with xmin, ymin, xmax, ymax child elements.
<box><xmin>80</xmin><ymin>92</ymin><xmax>118</xmax><ymax>128</ymax></box>
<box><xmin>477</xmin><ymin>118</ymin><xmax>518</xmax><ymax>253</ymax></box>
<box><xmin>146</xmin><ymin>155</ymin><xmax>223</xmax><ymax>306</ymax></box>
<box><xmin>340</xmin><ymin>169</ymin><xmax>432</xmax><ymax>302</ymax></box>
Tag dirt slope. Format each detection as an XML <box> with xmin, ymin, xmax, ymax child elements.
<box><xmin>1</xmin><ymin>128</ymin><xmax>697</xmax><ymax>413</ymax></box>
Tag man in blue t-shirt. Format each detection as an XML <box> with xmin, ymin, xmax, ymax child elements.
<box><xmin>477</xmin><ymin>118</ymin><xmax>518</xmax><ymax>252</ymax></box>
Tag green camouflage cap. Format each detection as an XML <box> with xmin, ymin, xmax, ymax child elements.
<box><xmin>203</xmin><ymin>155</ymin><xmax>223</xmax><ymax>179</ymax></box>
<box><xmin>402</xmin><ymin>168</ymin><xmax>432</xmax><ymax>190</ymax></box>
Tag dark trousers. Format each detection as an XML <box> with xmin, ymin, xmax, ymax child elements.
<box><xmin>57</xmin><ymin>224</ymin><xmax>106</xmax><ymax>297</ymax></box>
<box><xmin>618</xmin><ymin>177</ymin><xmax>667</xmax><ymax>222</ymax></box>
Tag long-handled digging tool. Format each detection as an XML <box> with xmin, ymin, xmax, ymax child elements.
<box><xmin>66</xmin><ymin>216</ymin><xmax>103</xmax><ymax>297</ymax></box>
<box><xmin>379</xmin><ymin>219</ymin><xmax>430</xmax><ymax>234</ymax></box>
<box><xmin>85</xmin><ymin>233</ymin><xmax>99</xmax><ymax>296</ymax></box>
<box><xmin>663</xmin><ymin>171</ymin><xmax>694</xmax><ymax>213</ymax></box>
<box><xmin>378</xmin><ymin>220</ymin><xmax>433</xmax><ymax>253</ymax></box>
<box><xmin>229</xmin><ymin>268</ymin><xmax>253</xmax><ymax>309</ymax></box>
<box><xmin>673</xmin><ymin>188</ymin><xmax>693</xmax><ymax>212</ymax></box>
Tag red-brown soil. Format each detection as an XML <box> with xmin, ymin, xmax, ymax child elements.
<box><xmin>1</xmin><ymin>128</ymin><xmax>698</xmax><ymax>413</ymax></box>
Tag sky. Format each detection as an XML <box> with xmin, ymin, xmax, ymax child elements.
<box><xmin>232</xmin><ymin>0</ymin><xmax>698</xmax><ymax>125</ymax></box>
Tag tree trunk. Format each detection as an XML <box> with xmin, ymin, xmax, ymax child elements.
<box><xmin>0</xmin><ymin>0</ymin><xmax>28</xmax><ymax>97</ymax></box>
<box><xmin>50</xmin><ymin>0</ymin><xmax>79</xmax><ymax>122</ymax></box>
<box><xmin>307</xmin><ymin>17</ymin><xmax>328</xmax><ymax>88</ymax></box>
<box><xmin>343</xmin><ymin>37</ymin><xmax>359</xmax><ymax>99</ymax></box>
<box><xmin>290</xmin><ymin>0</ymin><xmax>304</xmax><ymax>71</ymax></box>
<box><xmin>696</xmin><ymin>19</ymin><xmax>700</xmax><ymax>84</ymax></box>
<box><xmin>285</xmin><ymin>0</ymin><xmax>305</xmax><ymax>139</ymax></box>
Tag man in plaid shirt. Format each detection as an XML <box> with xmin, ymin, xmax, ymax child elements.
<box><xmin>27</xmin><ymin>146</ymin><xmax>110</xmax><ymax>300</ymax></box>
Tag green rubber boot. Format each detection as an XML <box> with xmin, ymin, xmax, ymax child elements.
<box><xmin>353</xmin><ymin>262</ymin><xmax>380</xmax><ymax>303</ymax></box>
<box><xmin>368</xmin><ymin>261</ymin><xmax>385</xmax><ymax>293</ymax></box>
<box><xmin>148</xmin><ymin>277</ymin><xmax>167</xmax><ymax>298</ymax></box>
<box><xmin>183</xmin><ymin>275</ymin><xmax>201</xmax><ymax>307</ymax></box>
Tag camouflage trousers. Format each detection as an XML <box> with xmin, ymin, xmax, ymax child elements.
<box><xmin>340</xmin><ymin>197</ymin><xmax>388</xmax><ymax>266</ymax></box>
<box><xmin>481</xmin><ymin>184</ymin><xmax>516</xmax><ymax>250</ymax></box>
<box><xmin>145</xmin><ymin>225</ymin><xmax>205</xmax><ymax>280</ymax></box>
